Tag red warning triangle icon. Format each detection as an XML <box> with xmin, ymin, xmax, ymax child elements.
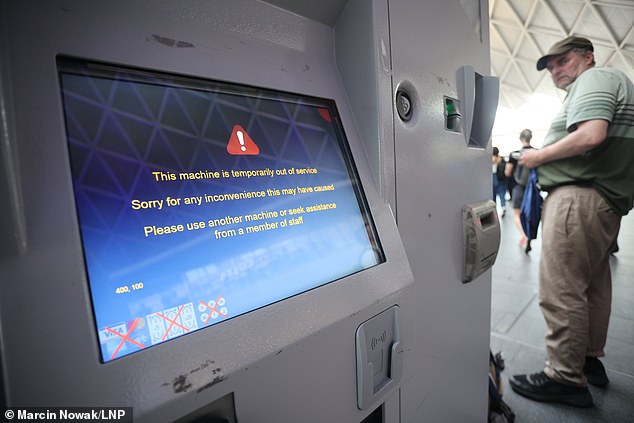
<box><xmin>227</xmin><ymin>125</ymin><xmax>260</xmax><ymax>155</ymax></box>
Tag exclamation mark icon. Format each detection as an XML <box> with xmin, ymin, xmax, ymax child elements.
<box><xmin>237</xmin><ymin>130</ymin><xmax>247</xmax><ymax>152</ymax></box>
<box><xmin>227</xmin><ymin>125</ymin><xmax>260</xmax><ymax>155</ymax></box>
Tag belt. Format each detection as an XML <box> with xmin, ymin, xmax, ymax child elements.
<box><xmin>541</xmin><ymin>181</ymin><xmax>594</xmax><ymax>193</ymax></box>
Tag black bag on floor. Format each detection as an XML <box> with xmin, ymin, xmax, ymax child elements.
<box><xmin>488</xmin><ymin>351</ymin><xmax>515</xmax><ymax>423</ymax></box>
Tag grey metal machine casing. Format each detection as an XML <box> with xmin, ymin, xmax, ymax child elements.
<box><xmin>336</xmin><ymin>1</ymin><xmax>499</xmax><ymax>421</ymax></box>
<box><xmin>0</xmin><ymin>1</ymin><xmax>498</xmax><ymax>422</ymax></box>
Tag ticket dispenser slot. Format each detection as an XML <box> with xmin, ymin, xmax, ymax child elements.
<box><xmin>356</xmin><ymin>306</ymin><xmax>402</xmax><ymax>410</ymax></box>
<box><xmin>462</xmin><ymin>200</ymin><xmax>500</xmax><ymax>283</ymax></box>
<box><xmin>456</xmin><ymin>65</ymin><xmax>499</xmax><ymax>148</ymax></box>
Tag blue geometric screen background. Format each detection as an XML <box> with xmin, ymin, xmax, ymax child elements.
<box><xmin>58</xmin><ymin>60</ymin><xmax>383</xmax><ymax>362</ymax></box>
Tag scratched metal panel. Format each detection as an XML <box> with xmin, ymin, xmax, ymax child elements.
<box><xmin>388</xmin><ymin>0</ymin><xmax>494</xmax><ymax>422</ymax></box>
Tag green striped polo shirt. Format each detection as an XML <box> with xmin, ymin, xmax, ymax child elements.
<box><xmin>538</xmin><ymin>67</ymin><xmax>634</xmax><ymax>215</ymax></box>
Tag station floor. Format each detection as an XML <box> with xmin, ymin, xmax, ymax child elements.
<box><xmin>490</xmin><ymin>202</ymin><xmax>634</xmax><ymax>422</ymax></box>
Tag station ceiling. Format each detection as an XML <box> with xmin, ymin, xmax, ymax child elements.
<box><xmin>489</xmin><ymin>0</ymin><xmax>634</xmax><ymax>109</ymax></box>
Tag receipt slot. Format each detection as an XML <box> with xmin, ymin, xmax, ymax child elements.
<box><xmin>462</xmin><ymin>200</ymin><xmax>500</xmax><ymax>283</ymax></box>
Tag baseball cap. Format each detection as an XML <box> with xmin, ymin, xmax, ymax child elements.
<box><xmin>536</xmin><ymin>36</ymin><xmax>594</xmax><ymax>71</ymax></box>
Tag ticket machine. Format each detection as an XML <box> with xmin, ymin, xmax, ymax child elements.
<box><xmin>0</xmin><ymin>1</ymin><xmax>498</xmax><ymax>422</ymax></box>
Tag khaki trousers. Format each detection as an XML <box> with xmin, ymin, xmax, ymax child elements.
<box><xmin>539</xmin><ymin>185</ymin><xmax>621</xmax><ymax>386</ymax></box>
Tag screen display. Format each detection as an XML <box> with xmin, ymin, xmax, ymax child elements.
<box><xmin>57</xmin><ymin>58</ymin><xmax>384</xmax><ymax>362</ymax></box>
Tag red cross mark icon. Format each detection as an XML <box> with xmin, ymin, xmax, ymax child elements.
<box><xmin>105</xmin><ymin>318</ymin><xmax>145</xmax><ymax>360</ymax></box>
<box><xmin>156</xmin><ymin>305</ymin><xmax>190</xmax><ymax>341</ymax></box>
<box><xmin>199</xmin><ymin>294</ymin><xmax>228</xmax><ymax>325</ymax></box>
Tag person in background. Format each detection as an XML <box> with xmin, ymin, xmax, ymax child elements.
<box><xmin>505</xmin><ymin>129</ymin><xmax>534</xmax><ymax>252</ymax></box>
<box><xmin>492</xmin><ymin>147</ymin><xmax>507</xmax><ymax>217</ymax></box>
<box><xmin>506</xmin><ymin>154</ymin><xmax>517</xmax><ymax>202</ymax></box>
<box><xmin>509</xmin><ymin>35</ymin><xmax>634</xmax><ymax>408</ymax></box>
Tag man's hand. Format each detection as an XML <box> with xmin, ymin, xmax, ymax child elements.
<box><xmin>519</xmin><ymin>149</ymin><xmax>542</xmax><ymax>168</ymax></box>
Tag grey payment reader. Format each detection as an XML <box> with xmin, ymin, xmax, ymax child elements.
<box><xmin>356</xmin><ymin>306</ymin><xmax>402</xmax><ymax>410</ymax></box>
<box><xmin>462</xmin><ymin>200</ymin><xmax>501</xmax><ymax>283</ymax></box>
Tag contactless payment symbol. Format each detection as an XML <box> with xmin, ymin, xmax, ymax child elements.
<box><xmin>227</xmin><ymin>125</ymin><xmax>259</xmax><ymax>155</ymax></box>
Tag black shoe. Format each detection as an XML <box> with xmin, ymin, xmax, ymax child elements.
<box><xmin>509</xmin><ymin>371</ymin><xmax>593</xmax><ymax>408</ymax></box>
<box><xmin>584</xmin><ymin>357</ymin><xmax>609</xmax><ymax>387</ymax></box>
<box><xmin>524</xmin><ymin>239</ymin><xmax>532</xmax><ymax>254</ymax></box>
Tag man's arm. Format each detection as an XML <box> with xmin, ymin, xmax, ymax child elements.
<box><xmin>519</xmin><ymin>119</ymin><xmax>608</xmax><ymax>168</ymax></box>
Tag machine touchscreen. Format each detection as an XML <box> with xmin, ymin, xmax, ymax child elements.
<box><xmin>57</xmin><ymin>58</ymin><xmax>384</xmax><ymax>362</ymax></box>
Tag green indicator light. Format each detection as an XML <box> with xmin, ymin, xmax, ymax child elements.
<box><xmin>445</xmin><ymin>99</ymin><xmax>458</xmax><ymax>116</ymax></box>
<box><xmin>444</xmin><ymin>97</ymin><xmax>461</xmax><ymax>132</ymax></box>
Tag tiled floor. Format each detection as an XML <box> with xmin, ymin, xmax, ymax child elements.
<box><xmin>490</xmin><ymin>201</ymin><xmax>634</xmax><ymax>422</ymax></box>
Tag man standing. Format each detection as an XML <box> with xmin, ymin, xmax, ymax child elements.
<box><xmin>509</xmin><ymin>36</ymin><xmax>634</xmax><ymax>407</ymax></box>
<box><xmin>505</xmin><ymin>129</ymin><xmax>534</xmax><ymax>252</ymax></box>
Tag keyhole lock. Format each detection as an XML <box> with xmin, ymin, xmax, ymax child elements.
<box><xmin>396</xmin><ymin>90</ymin><xmax>412</xmax><ymax>122</ymax></box>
